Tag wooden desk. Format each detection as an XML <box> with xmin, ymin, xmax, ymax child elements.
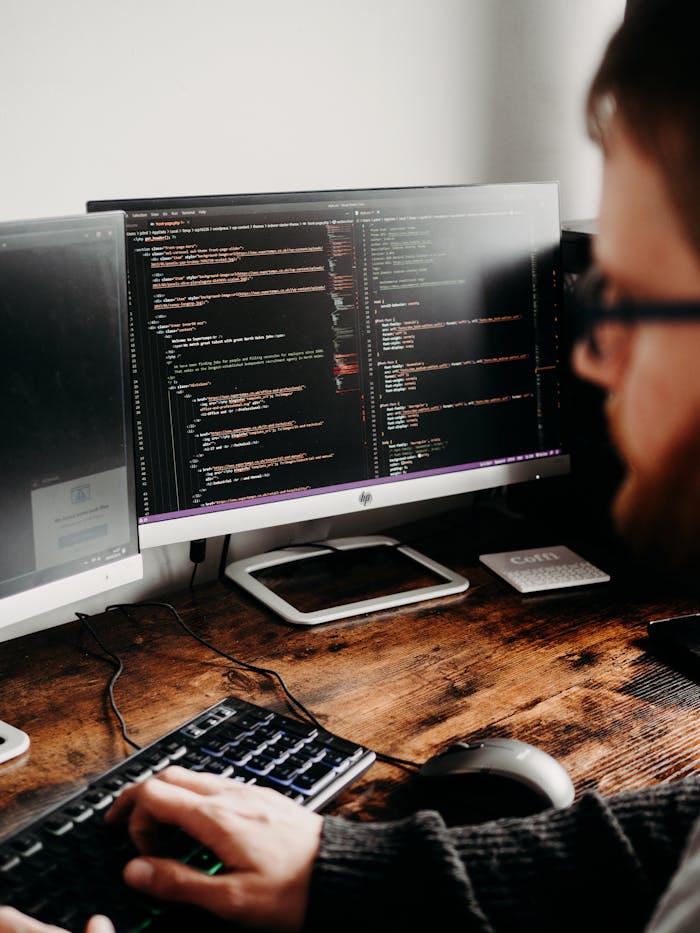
<box><xmin>2</xmin><ymin>505</ymin><xmax>700</xmax><ymax>838</ymax></box>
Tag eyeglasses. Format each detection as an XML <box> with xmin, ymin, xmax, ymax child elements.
<box><xmin>571</xmin><ymin>267</ymin><xmax>700</xmax><ymax>356</ymax></box>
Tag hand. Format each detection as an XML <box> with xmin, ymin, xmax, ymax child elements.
<box><xmin>0</xmin><ymin>908</ymin><xmax>113</xmax><ymax>933</ymax></box>
<box><xmin>105</xmin><ymin>766</ymin><xmax>324</xmax><ymax>932</ymax></box>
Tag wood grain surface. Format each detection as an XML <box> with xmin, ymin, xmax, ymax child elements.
<box><xmin>2</xmin><ymin>501</ymin><xmax>699</xmax><ymax>838</ymax></box>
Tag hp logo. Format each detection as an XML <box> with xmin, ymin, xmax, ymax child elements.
<box><xmin>359</xmin><ymin>490</ymin><xmax>372</xmax><ymax>507</ymax></box>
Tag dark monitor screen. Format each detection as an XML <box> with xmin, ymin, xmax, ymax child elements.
<box><xmin>87</xmin><ymin>183</ymin><xmax>568</xmax><ymax>549</ymax></box>
<box><xmin>0</xmin><ymin>212</ymin><xmax>142</xmax><ymax>634</ymax></box>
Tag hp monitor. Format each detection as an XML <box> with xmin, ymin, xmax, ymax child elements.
<box><xmin>87</xmin><ymin>183</ymin><xmax>567</xmax><ymax>619</ymax></box>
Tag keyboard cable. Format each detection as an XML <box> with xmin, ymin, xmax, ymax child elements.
<box><xmin>131</xmin><ymin>600</ymin><xmax>421</xmax><ymax>774</ymax></box>
<box><xmin>78</xmin><ymin>601</ymin><xmax>420</xmax><ymax>774</ymax></box>
<box><xmin>75</xmin><ymin>612</ymin><xmax>142</xmax><ymax>751</ymax></box>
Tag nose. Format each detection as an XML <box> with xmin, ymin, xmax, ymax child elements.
<box><xmin>571</xmin><ymin>322</ymin><xmax>632</xmax><ymax>393</ymax></box>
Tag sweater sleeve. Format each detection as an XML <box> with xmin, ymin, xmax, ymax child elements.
<box><xmin>305</xmin><ymin>777</ymin><xmax>700</xmax><ymax>933</ymax></box>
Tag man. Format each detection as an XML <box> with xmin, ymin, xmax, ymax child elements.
<box><xmin>572</xmin><ymin>0</ymin><xmax>700</xmax><ymax>583</ymax></box>
<box><xmin>3</xmin><ymin>1</ymin><xmax>700</xmax><ymax>930</ymax></box>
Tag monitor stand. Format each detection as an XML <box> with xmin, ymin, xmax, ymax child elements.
<box><xmin>225</xmin><ymin>534</ymin><xmax>469</xmax><ymax>625</ymax></box>
<box><xmin>0</xmin><ymin>720</ymin><xmax>30</xmax><ymax>763</ymax></box>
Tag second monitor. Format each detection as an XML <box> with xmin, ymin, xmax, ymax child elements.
<box><xmin>88</xmin><ymin>183</ymin><xmax>567</xmax><ymax>617</ymax></box>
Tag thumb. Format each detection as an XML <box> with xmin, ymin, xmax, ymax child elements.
<box><xmin>124</xmin><ymin>856</ymin><xmax>242</xmax><ymax>920</ymax></box>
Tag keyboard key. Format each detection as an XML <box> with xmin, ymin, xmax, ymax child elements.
<box><xmin>281</xmin><ymin>720</ymin><xmax>318</xmax><ymax>740</ymax></box>
<box><xmin>322</xmin><ymin>735</ymin><xmax>364</xmax><ymax>758</ymax></box>
<box><xmin>185</xmin><ymin>847</ymin><xmax>223</xmax><ymax>874</ymax></box>
<box><xmin>0</xmin><ymin>849</ymin><xmax>21</xmax><ymax>872</ymax></box>
<box><xmin>266</xmin><ymin>762</ymin><xmax>299</xmax><ymax>785</ymax></box>
<box><xmin>199</xmin><ymin>736</ymin><xmax>228</xmax><ymax>755</ymax></box>
<box><xmin>140</xmin><ymin>752</ymin><xmax>170</xmax><ymax>772</ymax></box>
<box><xmin>161</xmin><ymin>740</ymin><xmax>187</xmax><ymax>759</ymax></box>
<box><xmin>200</xmin><ymin>760</ymin><xmax>233</xmax><ymax>777</ymax></box>
<box><xmin>221</xmin><ymin>746</ymin><xmax>252</xmax><ymax>766</ymax></box>
<box><xmin>123</xmin><ymin>762</ymin><xmax>154</xmax><ymax>782</ymax></box>
<box><xmin>64</xmin><ymin>802</ymin><xmax>93</xmax><ymax>823</ymax></box>
<box><xmin>246</xmin><ymin>755</ymin><xmax>275</xmax><ymax>775</ymax></box>
<box><xmin>292</xmin><ymin>761</ymin><xmax>337</xmax><ymax>795</ymax></box>
<box><xmin>10</xmin><ymin>835</ymin><xmax>42</xmax><ymax>857</ymax></box>
<box><xmin>321</xmin><ymin>748</ymin><xmax>352</xmax><ymax>768</ymax></box>
<box><xmin>180</xmin><ymin>750</ymin><xmax>212</xmax><ymax>770</ymax></box>
<box><xmin>234</xmin><ymin>712</ymin><xmax>272</xmax><ymax>730</ymax></box>
<box><xmin>42</xmin><ymin>815</ymin><xmax>74</xmax><ymax>836</ymax></box>
<box><xmin>83</xmin><ymin>790</ymin><xmax>114</xmax><ymax>810</ymax></box>
<box><xmin>276</xmin><ymin>733</ymin><xmax>304</xmax><ymax>754</ymax></box>
<box><xmin>194</xmin><ymin>716</ymin><xmax>222</xmax><ymax>732</ymax></box>
<box><xmin>100</xmin><ymin>776</ymin><xmax>127</xmax><ymax>794</ymax></box>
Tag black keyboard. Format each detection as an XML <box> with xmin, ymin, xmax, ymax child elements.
<box><xmin>0</xmin><ymin>696</ymin><xmax>375</xmax><ymax>932</ymax></box>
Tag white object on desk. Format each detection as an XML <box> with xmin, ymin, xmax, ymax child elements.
<box><xmin>0</xmin><ymin>720</ymin><xmax>30</xmax><ymax>763</ymax></box>
<box><xmin>479</xmin><ymin>545</ymin><xmax>610</xmax><ymax>593</ymax></box>
<box><xmin>227</xmin><ymin>534</ymin><xmax>470</xmax><ymax>625</ymax></box>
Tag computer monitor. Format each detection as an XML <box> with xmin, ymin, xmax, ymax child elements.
<box><xmin>87</xmin><ymin>183</ymin><xmax>568</xmax><ymax>620</ymax></box>
<box><xmin>0</xmin><ymin>212</ymin><xmax>143</xmax><ymax>637</ymax></box>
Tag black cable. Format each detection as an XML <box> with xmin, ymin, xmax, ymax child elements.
<box><xmin>189</xmin><ymin>539</ymin><xmax>207</xmax><ymax>588</ymax></box>
<box><xmin>107</xmin><ymin>601</ymin><xmax>324</xmax><ymax>729</ymax></box>
<box><xmin>217</xmin><ymin>538</ymin><xmax>426</xmax><ymax>772</ymax></box>
<box><xmin>375</xmin><ymin>751</ymin><xmax>421</xmax><ymax>772</ymax></box>
<box><xmin>189</xmin><ymin>563</ymin><xmax>198</xmax><ymax>588</ymax></box>
<box><xmin>106</xmin><ymin>601</ymin><xmax>421</xmax><ymax>773</ymax></box>
<box><xmin>218</xmin><ymin>534</ymin><xmax>231</xmax><ymax>580</ymax></box>
<box><xmin>75</xmin><ymin>612</ymin><xmax>142</xmax><ymax>751</ymax></box>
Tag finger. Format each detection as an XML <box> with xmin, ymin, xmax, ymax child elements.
<box><xmin>118</xmin><ymin>778</ymin><xmax>244</xmax><ymax>856</ymax></box>
<box><xmin>124</xmin><ymin>857</ymin><xmax>244</xmax><ymax>921</ymax></box>
<box><xmin>158</xmin><ymin>768</ymin><xmax>294</xmax><ymax>813</ymax></box>
<box><xmin>157</xmin><ymin>765</ymin><xmax>239</xmax><ymax>795</ymax></box>
<box><xmin>84</xmin><ymin>918</ymin><xmax>115</xmax><ymax>933</ymax></box>
<box><xmin>105</xmin><ymin>766</ymin><xmax>229</xmax><ymax>825</ymax></box>
<box><xmin>0</xmin><ymin>906</ymin><xmax>66</xmax><ymax>933</ymax></box>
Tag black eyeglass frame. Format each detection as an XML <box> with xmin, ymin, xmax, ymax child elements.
<box><xmin>570</xmin><ymin>267</ymin><xmax>700</xmax><ymax>349</ymax></box>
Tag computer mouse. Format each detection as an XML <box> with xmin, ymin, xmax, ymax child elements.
<box><xmin>417</xmin><ymin>737</ymin><xmax>575</xmax><ymax>824</ymax></box>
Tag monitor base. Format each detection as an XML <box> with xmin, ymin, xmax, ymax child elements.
<box><xmin>0</xmin><ymin>720</ymin><xmax>30</xmax><ymax>764</ymax></box>
<box><xmin>225</xmin><ymin>534</ymin><xmax>469</xmax><ymax>625</ymax></box>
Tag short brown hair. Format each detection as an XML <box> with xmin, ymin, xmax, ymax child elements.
<box><xmin>587</xmin><ymin>0</ymin><xmax>700</xmax><ymax>255</ymax></box>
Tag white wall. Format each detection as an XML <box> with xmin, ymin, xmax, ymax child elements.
<box><xmin>0</xmin><ymin>0</ymin><xmax>625</xmax><ymax>641</ymax></box>
<box><xmin>1</xmin><ymin>0</ymin><xmax>623</xmax><ymax>220</ymax></box>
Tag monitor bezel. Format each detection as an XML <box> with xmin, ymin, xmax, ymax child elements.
<box><xmin>0</xmin><ymin>211</ymin><xmax>143</xmax><ymax>635</ymax></box>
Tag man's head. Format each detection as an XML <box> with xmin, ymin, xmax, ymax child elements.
<box><xmin>587</xmin><ymin>0</ymin><xmax>700</xmax><ymax>256</ymax></box>
<box><xmin>572</xmin><ymin>0</ymin><xmax>700</xmax><ymax>578</ymax></box>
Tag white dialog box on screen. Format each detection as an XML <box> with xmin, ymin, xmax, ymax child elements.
<box><xmin>31</xmin><ymin>467</ymin><xmax>130</xmax><ymax>570</ymax></box>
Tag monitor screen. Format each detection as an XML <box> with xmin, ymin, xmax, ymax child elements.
<box><xmin>87</xmin><ymin>183</ymin><xmax>568</xmax><ymax>550</ymax></box>
<box><xmin>0</xmin><ymin>212</ymin><xmax>142</xmax><ymax>634</ymax></box>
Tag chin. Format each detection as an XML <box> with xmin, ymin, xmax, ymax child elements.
<box><xmin>606</xmin><ymin>393</ymin><xmax>700</xmax><ymax>586</ymax></box>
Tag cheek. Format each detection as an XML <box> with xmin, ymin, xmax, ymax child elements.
<box><xmin>611</xmin><ymin>340</ymin><xmax>693</xmax><ymax>476</ymax></box>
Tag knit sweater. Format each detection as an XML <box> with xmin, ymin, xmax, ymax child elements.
<box><xmin>306</xmin><ymin>778</ymin><xmax>700</xmax><ymax>932</ymax></box>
